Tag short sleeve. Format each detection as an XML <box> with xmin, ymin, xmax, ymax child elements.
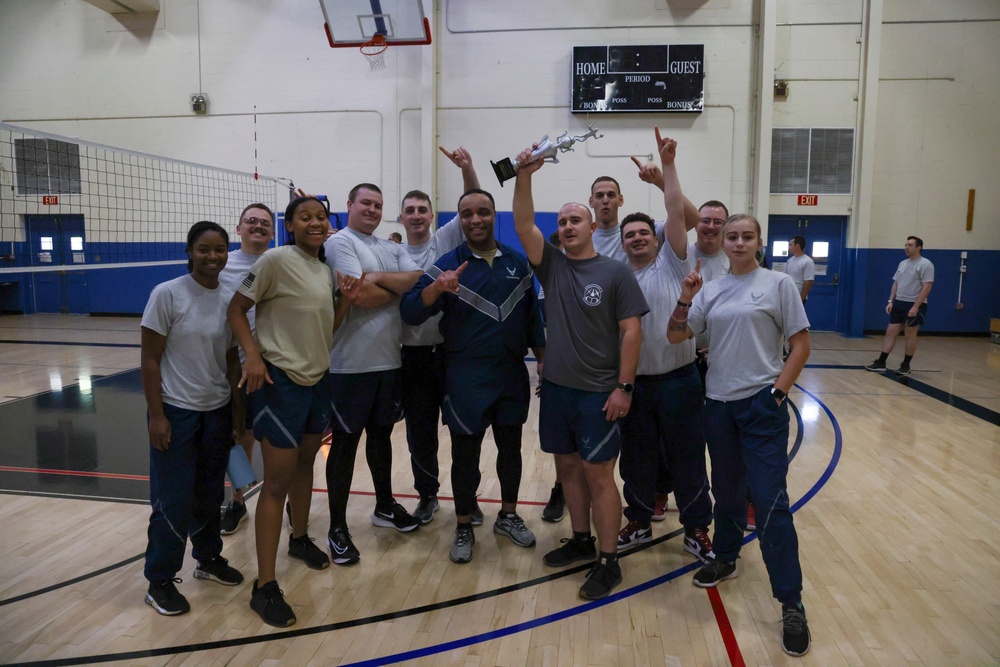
<box><xmin>140</xmin><ymin>283</ymin><xmax>173</xmax><ymax>336</ymax></box>
<box><xmin>919</xmin><ymin>260</ymin><xmax>935</xmax><ymax>283</ymax></box>
<box><xmin>330</xmin><ymin>234</ymin><xmax>363</xmax><ymax>278</ymax></box>
<box><xmin>803</xmin><ymin>259</ymin><xmax>816</xmax><ymax>281</ymax></box>
<box><xmin>688</xmin><ymin>291</ymin><xmax>707</xmax><ymax>337</ymax></box>
<box><xmin>777</xmin><ymin>274</ymin><xmax>811</xmax><ymax>339</ymax></box>
<box><xmin>395</xmin><ymin>243</ymin><xmax>421</xmax><ymax>272</ymax></box>
<box><xmin>614</xmin><ymin>264</ymin><xmax>650</xmax><ymax>322</ymax></box>
<box><xmin>237</xmin><ymin>252</ymin><xmax>277</xmax><ymax>304</ymax></box>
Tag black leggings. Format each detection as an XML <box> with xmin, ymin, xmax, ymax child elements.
<box><xmin>326</xmin><ymin>426</ymin><xmax>394</xmax><ymax>527</ymax></box>
<box><xmin>450</xmin><ymin>424</ymin><xmax>523</xmax><ymax>517</ymax></box>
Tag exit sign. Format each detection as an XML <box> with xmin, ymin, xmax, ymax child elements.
<box><xmin>797</xmin><ymin>195</ymin><xmax>818</xmax><ymax>206</ymax></box>
<box><xmin>42</xmin><ymin>196</ymin><xmax>59</xmax><ymax>205</ymax></box>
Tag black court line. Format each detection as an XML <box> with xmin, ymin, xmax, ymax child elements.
<box><xmin>0</xmin><ymin>339</ymin><xmax>140</xmax><ymax>348</ymax></box>
<box><xmin>0</xmin><ymin>554</ymin><xmax>145</xmax><ymax>608</ymax></box>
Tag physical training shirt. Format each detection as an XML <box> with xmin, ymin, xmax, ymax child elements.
<box><xmin>325</xmin><ymin>227</ymin><xmax>421</xmax><ymax>373</ymax></box>
<box><xmin>237</xmin><ymin>245</ymin><xmax>335</xmax><ymax>386</ymax></box>
<box><xmin>893</xmin><ymin>256</ymin><xmax>934</xmax><ymax>302</ymax></box>
<box><xmin>689</xmin><ymin>243</ymin><xmax>729</xmax><ymax>350</ymax></box>
<box><xmin>141</xmin><ymin>274</ymin><xmax>234</xmax><ymax>411</ymax></box>
<box><xmin>401</xmin><ymin>216</ymin><xmax>464</xmax><ymax>346</ymax></box>
<box><xmin>219</xmin><ymin>248</ymin><xmax>265</xmax><ymax>363</ymax></box>
<box><xmin>784</xmin><ymin>254</ymin><xmax>816</xmax><ymax>292</ymax></box>
<box><xmin>534</xmin><ymin>242</ymin><xmax>649</xmax><ymax>392</ymax></box>
<box><xmin>633</xmin><ymin>245</ymin><xmax>696</xmax><ymax>376</ymax></box>
<box><xmin>688</xmin><ymin>268</ymin><xmax>809</xmax><ymax>401</ymax></box>
<box><xmin>592</xmin><ymin>220</ymin><xmax>666</xmax><ymax>263</ymax></box>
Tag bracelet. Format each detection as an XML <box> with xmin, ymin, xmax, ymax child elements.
<box><xmin>676</xmin><ymin>299</ymin><xmax>690</xmax><ymax>308</ymax></box>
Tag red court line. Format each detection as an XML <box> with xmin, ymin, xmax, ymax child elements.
<box><xmin>0</xmin><ymin>465</ymin><xmax>149</xmax><ymax>481</ymax></box>
<box><xmin>706</xmin><ymin>586</ymin><xmax>746</xmax><ymax>667</ymax></box>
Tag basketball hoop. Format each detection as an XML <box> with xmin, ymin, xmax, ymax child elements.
<box><xmin>360</xmin><ymin>34</ymin><xmax>388</xmax><ymax>71</ymax></box>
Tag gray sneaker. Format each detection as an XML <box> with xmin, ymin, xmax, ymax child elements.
<box><xmin>470</xmin><ymin>501</ymin><xmax>484</xmax><ymax>526</ymax></box>
<box><xmin>449</xmin><ymin>525</ymin><xmax>475</xmax><ymax>563</ymax></box>
<box><xmin>494</xmin><ymin>512</ymin><xmax>536</xmax><ymax>547</ymax></box>
<box><xmin>413</xmin><ymin>496</ymin><xmax>439</xmax><ymax>524</ymax></box>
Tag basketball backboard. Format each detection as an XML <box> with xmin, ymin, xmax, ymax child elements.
<box><xmin>319</xmin><ymin>0</ymin><xmax>432</xmax><ymax>47</ymax></box>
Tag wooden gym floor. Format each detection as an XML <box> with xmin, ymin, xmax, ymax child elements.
<box><xmin>0</xmin><ymin>314</ymin><xmax>998</xmax><ymax>666</ymax></box>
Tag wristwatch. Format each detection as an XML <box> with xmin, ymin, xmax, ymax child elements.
<box><xmin>771</xmin><ymin>387</ymin><xmax>787</xmax><ymax>404</ymax></box>
<box><xmin>617</xmin><ymin>382</ymin><xmax>634</xmax><ymax>395</ymax></box>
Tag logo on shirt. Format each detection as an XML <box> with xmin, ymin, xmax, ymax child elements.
<box><xmin>583</xmin><ymin>284</ymin><xmax>603</xmax><ymax>307</ymax></box>
<box><xmin>241</xmin><ymin>272</ymin><xmax>256</xmax><ymax>290</ymax></box>
<box><xmin>744</xmin><ymin>291</ymin><xmax>764</xmax><ymax>307</ymax></box>
<box><xmin>506</xmin><ymin>267</ymin><xmax>519</xmax><ymax>280</ymax></box>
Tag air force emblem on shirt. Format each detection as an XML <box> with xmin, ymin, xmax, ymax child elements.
<box><xmin>506</xmin><ymin>266</ymin><xmax>519</xmax><ymax>280</ymax></box>
<box><xmin>583</xmin><ymin>283</ymin><xmax>603</xmax><ymax>306</ymax></box>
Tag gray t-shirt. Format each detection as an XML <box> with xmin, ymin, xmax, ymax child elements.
<box><xmin>592</xmin><ymin>220</ymin><xmax>666</xmax><ymax>263</ymax></box>
<box><xmin>633</xmin><ymin>245</ymin><xmax>697</xmax><ymax>376</ymax></box>
<box><xmin>219</xmin><ymin>248</ymin><xmax>264</xmax><ymax>363</ymax></box>
<box><xmin>688</xmin><ymin>268</ymin><xmax>810</xmax><ymax>402</ymax></box>
<box><xmin>401</xmin><ymin>216</ymin><xmax>464</xmax><ymax>346</ymax></box>
<box><xmin>689</xmin><ymin>243</ymin><xmax>729</xmax><ymax>350</ymax></box>
<box><xmin>141</xmin><ymin>274</ymin><xmax>234</xmax><ymax>412</ymax></box>
<box><xmin>893</xmin><ymin>256</ymin><xmax>934</xmax><ymax>302</ymax></box>
<box><xmin>325</xmin><ymin>227</ymin><xmax>421</xmax><ymax>373</ymax></box>
<box><xmin>784</xmin><ymin>254</ymin><xmax>815</xmax><ymax>292</ymax></box>
<box><xmin>534</xmin><ymin>242</ymin><xmax>649</xmax><ymax>392</ymax></box>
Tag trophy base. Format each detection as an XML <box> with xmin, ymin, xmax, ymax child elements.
<box><xmin>491</xmin><ymin>158</ymin><xmax>518</xmax><ymax>187</ymax></box>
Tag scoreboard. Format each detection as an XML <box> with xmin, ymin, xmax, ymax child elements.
<box><xmin>572</xmin><ymin>45</ymin><xmax>705</xmax><ymax>114</ymax></box>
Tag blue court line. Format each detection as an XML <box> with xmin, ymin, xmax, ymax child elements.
<box><xmin>7</xmin><ymin>392</ymin><xmax>838</xmax><ymax>667</ymax></box>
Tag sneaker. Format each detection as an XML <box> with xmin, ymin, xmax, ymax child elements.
<box><xmin>579</xmin><ymin>559</ymin><xmax>623</xmax><ymax>600</ymax></box>
<box><xmin>494</xmin><ymin>512</ymin><xmax>536</xmax><ymax>547</ymax></box>
<box><xmin>250</xmin><ymin>579</ymin><xmax>295</xmax><ymax>627</ymax></box>
<box><xmin>616</xmin><ymin>520</ymin><xmax>652</xmax><ymax>551</ymax></box>
<box><xmin>288</xmin><ymin>533</ymin><xmax>330</xmax><ymax>570</ymax></box>
<box><xmin>413</xmin><ymin>496</ymin><xmax>440</xmax><ymax>524</ymax></box>
<box><xmin>144</xmin><ymin>578</ymin><xmax>190</xmax><ymax>616</ymax></box>
<box><xmin>470</xmin><ymin>501</ymin><xmax>484</xmax><ymax>526</ymax></box>
<box><xmin>193</xmin><ymin>555</ymin><xmax>244</xmax><ymax>586</ymax></box>
<box><xmin>652</xmin><ymin>493</ymin><xmax>669</xmax><ymax>522</ymax></box>
<box><xmin>543</xmin><ymin>535</ymin><xmax>597</xmax><ymax>567</ymax></box>
<box><xmin>746</xmin><ymin>501</ymin><xmax>756</xmax><ymax>532</ymax></box>
<box><xmin>897</xmin><ymin>363</ymin><xmax>911</xmax><ymax>376</ymax></box>
<box><xmin>865</xmin><ymin>359</ymin><xmax>886</xmax><ymax>372</ymax></box>
<box><xmin>692</xmin><ymin>558</ymin><xmax>738</xmax><ymax>588</ymax></box>
<box><xmin>781</xmin><ymin>602</ymin><xmax>811</xmax><ymax>656</ymax></box>
<box><xmin>449</xmin><ymin>524</ymin><xmax>476</xmax><ymax>563</ymax></box>
<box><xmin>220</xmin><ymin>500</ymin><xmax>248</xmax><ymax>535</ymax></box>
<box><xmin>541</xmin><ymin>484</ymin><xmax>565</xmax><ymax>523</ymax></box>
<box><xmin>327</xmin><ymin>525</ymin><xmax>361</xmax><ymax>565</ymax></box>
<box><xmin>683</xmin><ymin>527</ymin><xmax>716</xmax><ymax>562</ymax></box>
<box><xmin>371</xmin><ymin>500</ymin><xmax>421</xmax><ymax>532</ymax></box>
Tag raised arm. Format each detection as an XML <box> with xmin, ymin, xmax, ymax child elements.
<box><xmin>632</xmin><ymin>153</ymin><xmax>702</xmax><ymax>232</ymax></box>
<box><xmin>512</xmin><ymin>147</ymin><xmax>547</xmax><ymax>266</ymax></box>
<box><xmin>656</xmin><ymin>128</ymin><xmax>689</xmax><ymax>260</ymax></box>
<box><xmin>440</xmin><ymin>146</ymin><xmax>481</xmax><ymax>192</ymax></box>
<box><xmin>667</xmin><ymin>258</ymin><xmax>702</xmax><ymax>344</ymax></box>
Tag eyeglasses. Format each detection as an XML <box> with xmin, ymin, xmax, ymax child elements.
<box><xmin>241</xmin><ymin>216</ymin><xmax>273</xmax><ymax>228</ymax></box>
<box><xmin>699</xmin><ymin>218</ymin><xmax>726</xmax><ymax>226</ymax></box>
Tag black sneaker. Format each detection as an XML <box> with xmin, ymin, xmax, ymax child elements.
<box><xmin>288</xmin><ymin>534</ymin><xmax>330</xmax><ymax>570</ymax></box>
<box><xmin>250</xmin><ymin>579</ymin><xmax>295</xmax><ymax>627</ymax></box>
<box><xmin>692</xmin><ymin>558</ymin><xmax>738</xmax><ymax>588</ymax></box>
<box><xmin>220</xmin><ymin>500</ymin><xmax>248</xmax><ymax>535</ymax></box>
<box><xmin>470</xmin><ymin>501</ymin><xmax>484</xmax><ymax>526</ymax></box>
<box><xmin>543</xmin><ymin>535</ymin><xmax>597</xmax><ymax>567</ymax></box>
<box><xmin>541</xmin><ymin>484</ymin><xmax>565</xmax><ymax>523</ymax></box>
<box><xmin>327</xmin><ymin>525</ymin><xmax>361</xmax><ymax>565</ymax></box>
<box><xmin>781</xmin><ymin>602</ymin><xmax>811</xmax><ymax>656</ymax></box>
<box><xmin>371</xmin><ymin>500</ymin><xmax>421</xmax><ymax>532</ymax></box>
<box><xmin>193</xmin><ymin>555</ymin><xmax>244</xmax><ymax>586</ymax></box>
<box><xmin>413</xmin><ymin>496</ymin><xmax>440</xmax><ymax>524</ymax></box>
<box><xmin>897</xmin><ymin>363</ymin><xmax>911</xmax><ymax>376</ymax></box>
<box><xmin>145</xmin><ymin>578</ymin><xmax>190</xmax><ymax>616</ymax></box>
<box><xmin>864</xmin><ymin>359</ymin><xmax>886</xmax><ymax>372</ymax></box>
<box><xmin>579</xmin><ymin>559</ymin><xmax>623</xmax><ymax>600</ymax></box>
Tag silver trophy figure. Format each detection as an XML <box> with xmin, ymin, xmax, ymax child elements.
<box><xmin>491</xmin><ymin>124</ymin><xmax>604</xmax><ymax>186</ymax></box>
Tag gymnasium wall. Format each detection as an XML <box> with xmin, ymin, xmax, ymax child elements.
<box><xmin>0</xmin><ymin>0</ymin><xmax>997</xmax><ymax>330</ymax></box>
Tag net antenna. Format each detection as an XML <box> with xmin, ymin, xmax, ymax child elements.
<box><xmin>319</xmin><ymin>0</ymin><xmax>432</xmax><ymax>69</ymax></box>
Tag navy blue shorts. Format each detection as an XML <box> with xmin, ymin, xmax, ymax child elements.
<box><xmin>328</xmin><ymin>369</ymin><xmax>403</xmax><ymax>435</ymax></box>
<box><xmin>250</xmin><ymin>361</ymin><xmax>331</xmax><ymax>449</ymax></box>
<box><xmin>889</xmin><ymin>299</ymin><xmax>927</xmax><ymax>327</ymax></box>
<box><xmin>539</xmin><ymin>380</ymin><xmax>621</xmax><ymax>463</ymax></box>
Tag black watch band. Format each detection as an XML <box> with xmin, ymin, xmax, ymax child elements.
<box><xmin>617</xmin><ymin>382</ymin><xmax>634</xmax><ymax>395</ymax></box>
<box><xmin>771</xmin><ymin>387</ymin><xmax>787</xmax><ymax>403</ymax></box>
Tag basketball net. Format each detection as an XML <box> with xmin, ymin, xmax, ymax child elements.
<box><xmin>360</xmin><ymin>34</ymin><xmax>388</xmax><ymax>71</ymax></box>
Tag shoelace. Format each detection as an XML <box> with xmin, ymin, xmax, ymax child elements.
<box><xmin>508</xmin><ymin>514</ymin><xmax>527</xmax><ymax>530</ymax></box>
<box><xmin>455</xmin><ymin>528</ymin><xmax>473</xmax><ymax>546</ymax></box>
<box><xmin>157</xmin><ymin>577</ymin><xmax>183</xmax><ymax>588</ymax></box>
<box><xmin>781</xmin><ymin>606</ymin><xmax>807</xmax><ymax>632</ymax></box>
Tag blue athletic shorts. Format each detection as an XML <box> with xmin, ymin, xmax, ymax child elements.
<box><xmin>889</xmin><ymin>299</ymin><xmax>927</xmax><ymax>327</ymax></box>
<box><xmin>250</xmin><ymin>361</ymin><xmax>331</xmax><ymax>449</ymax></box>
<box><xmin>328</xmin><ymin>369</ymin><xmax>403</xmax><ymax>435</ymax></box>
<box><xmin>539</xmin><ymin>380</ymin><xmax>621</xmax><ymax>463</ymax></box>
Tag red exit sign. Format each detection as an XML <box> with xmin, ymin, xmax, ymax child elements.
<box><xmin>42</xmin><ymin>195</ymin><xmax>59</xmax><ymax>205</ymax></box>
<box><xmin>797</xmin><ymin>194</ymin><xmax>818</xmax><ymax>206</ymax></box>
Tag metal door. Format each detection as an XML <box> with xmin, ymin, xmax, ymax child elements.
<box><xmin>25</xmin><ymin>215</ymin><xmax>89</xmax><ymax>314</ymax></box>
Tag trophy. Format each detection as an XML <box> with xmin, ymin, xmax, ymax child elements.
<box><xmin>491</xmin><ymin>124</ymin><xmax>604</xmax><ymax>186</ymax></box>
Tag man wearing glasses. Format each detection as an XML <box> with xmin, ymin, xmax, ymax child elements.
<box><xmin>217</xmin><ymin>203</ymin><xmax>276</xmax><ymax>535</ymax></box>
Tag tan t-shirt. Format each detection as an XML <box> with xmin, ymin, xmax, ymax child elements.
<box><xmin>238</xmin><ymin>245</ymin><xmax>335</xmax><ymax>386</ymax></box>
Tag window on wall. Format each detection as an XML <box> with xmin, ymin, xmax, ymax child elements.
<box><xmin>14</xmin><ymin>138</ymin><xmax>83</xmax><ymax>195</ymax></box>
<box><xmin>770</xmin><ymin>128</ymin><xmax>854</xmax><ymax>195</ymax></box>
